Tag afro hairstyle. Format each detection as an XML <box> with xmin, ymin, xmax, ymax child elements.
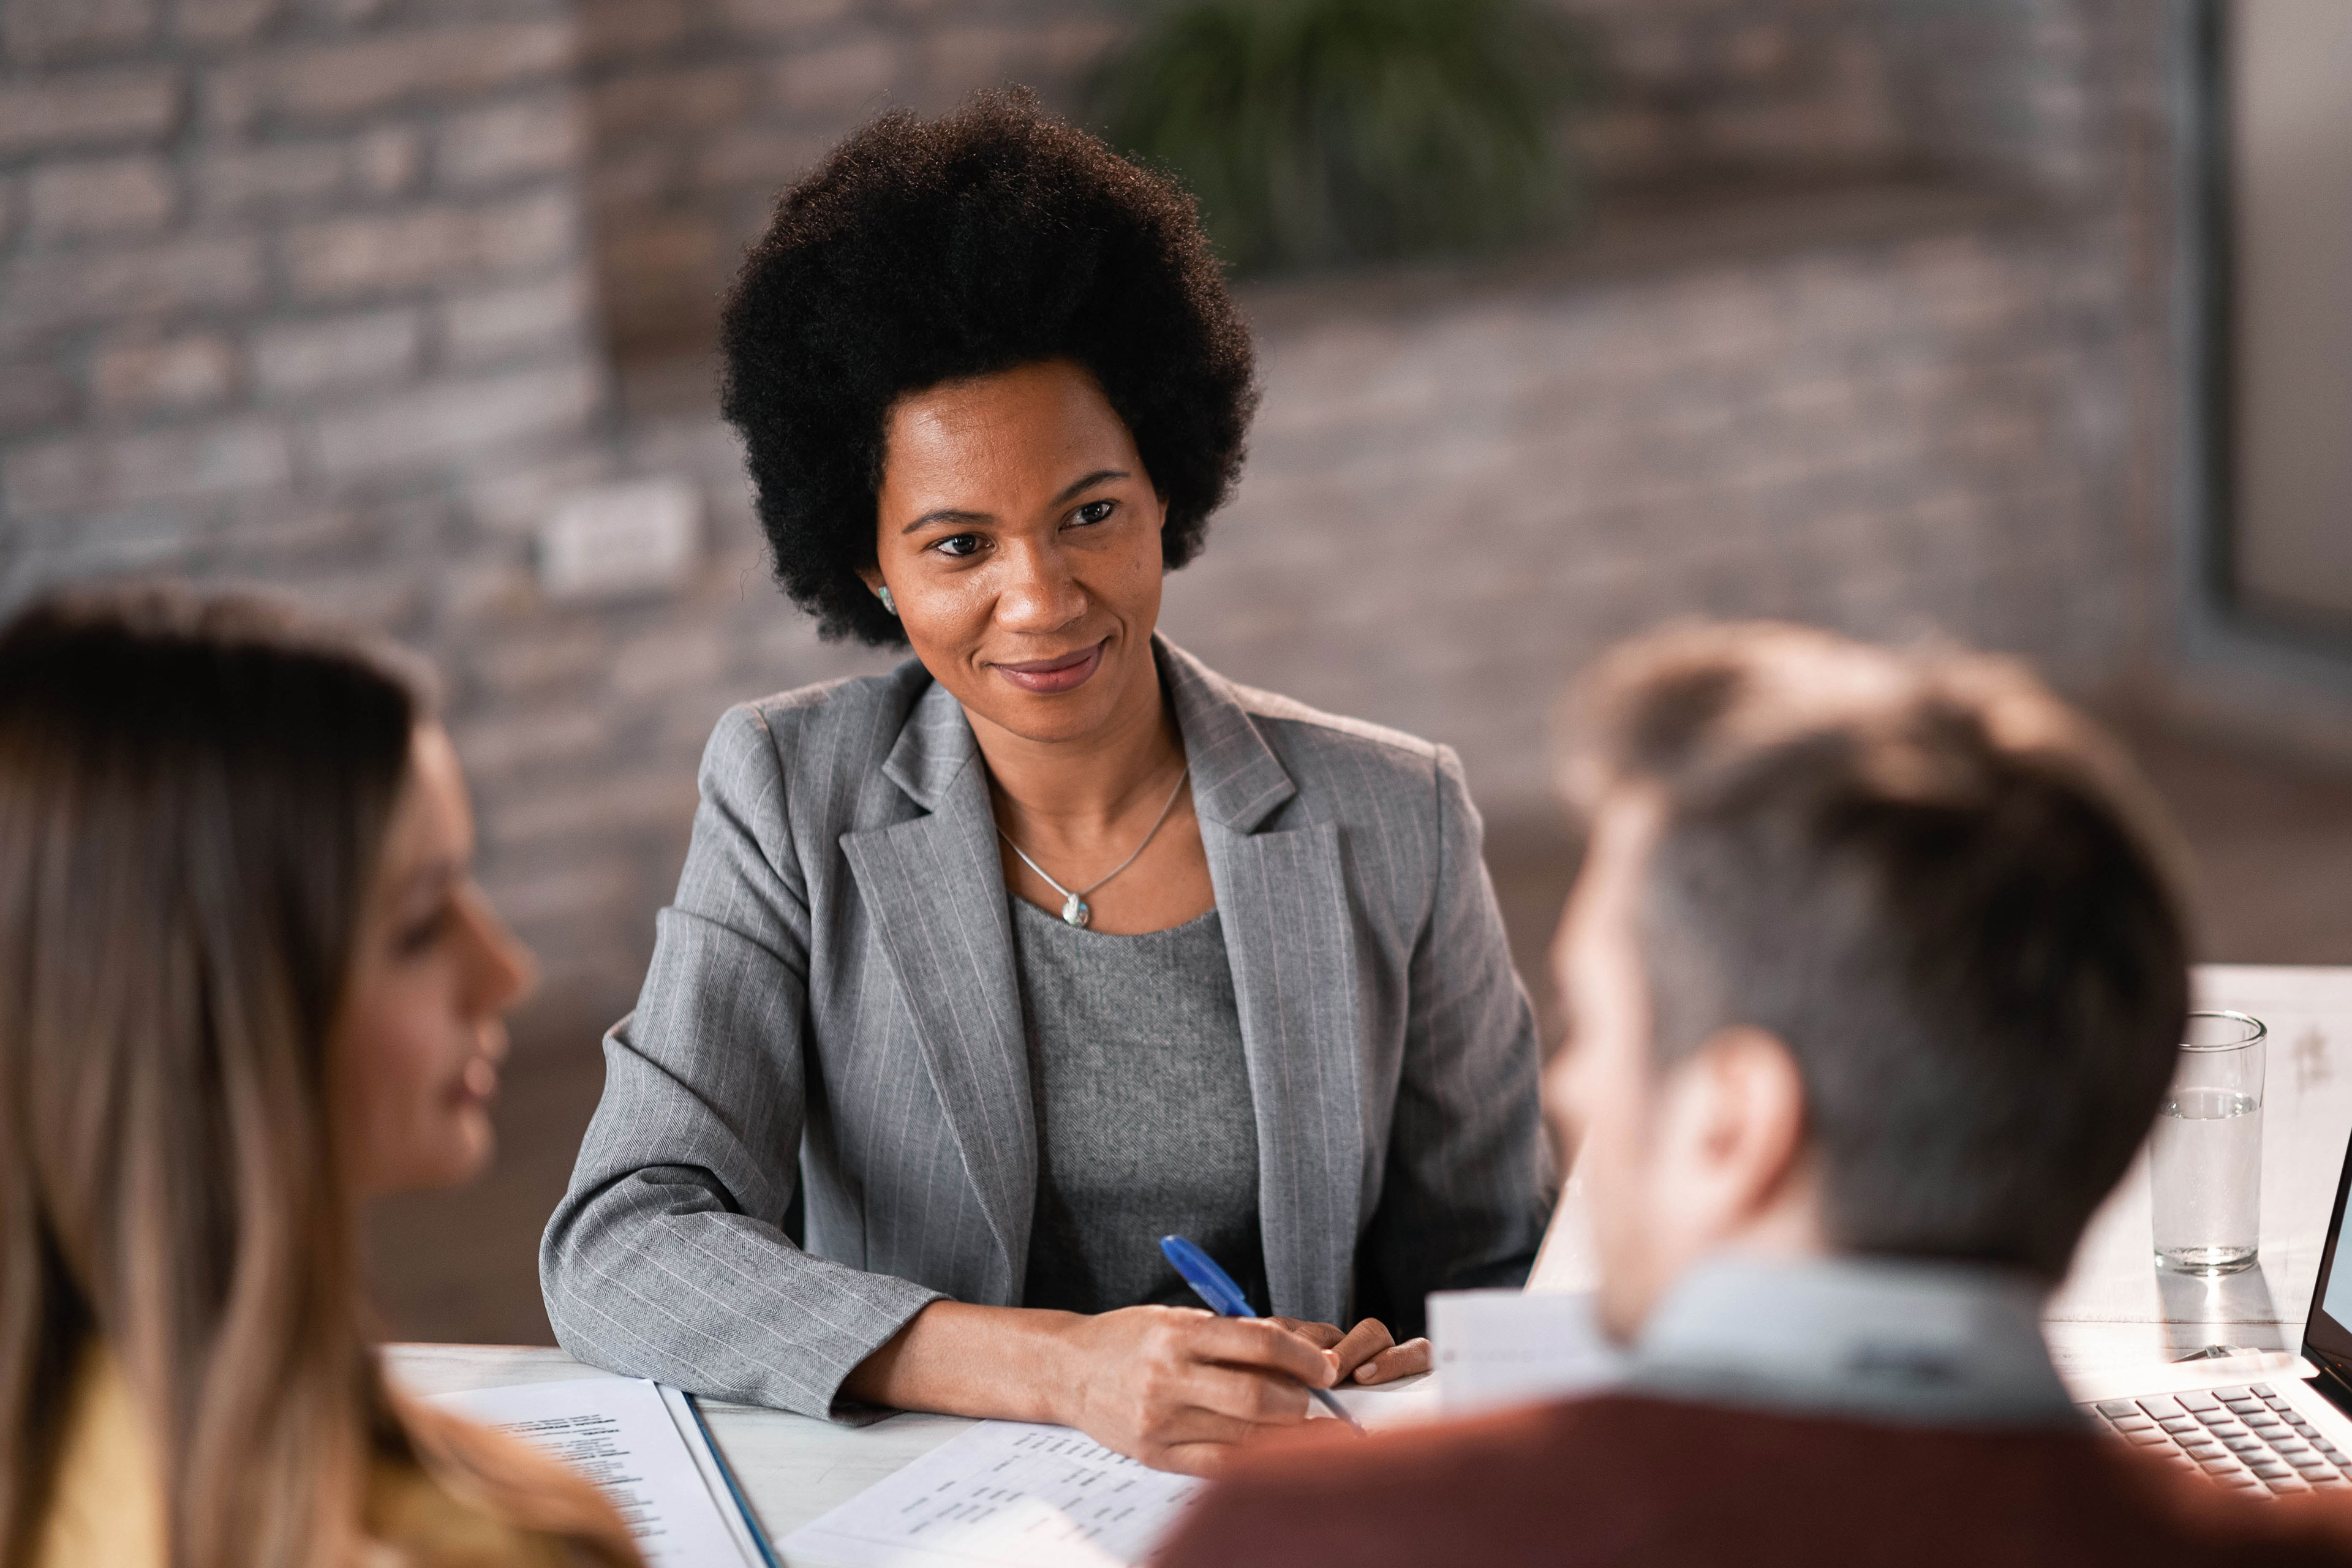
<box><xmin>718</xmin><ymin>88</ymin><xmax>1259</xmax><ymax>647</ymax></box>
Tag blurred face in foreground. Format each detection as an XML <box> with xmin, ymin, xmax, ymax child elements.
<box><xmin>1544</xmin><ymin>791</ymin><xmax>1821</xmax><ymax>1341</ymax></box>
<box><xmin>334</xmin><ymin>724</ymin><xmax>536</xmax><ymax>1197</ymax></box>
<box><xmin>863</xmin><ymin>358</ymin><xmax>1172</xmax><ymax>749</ymax></box>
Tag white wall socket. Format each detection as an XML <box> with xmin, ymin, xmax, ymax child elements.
<box><xmin>537</xmin><ymin>476</ymin><xmax>703</xmax><ymax>601</ymax></box>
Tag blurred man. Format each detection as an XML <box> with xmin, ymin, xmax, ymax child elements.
<box><xmin>1158</xmin><ymin>622</ymin><xmax>2352</xmax><ymax>1567</ymax></box>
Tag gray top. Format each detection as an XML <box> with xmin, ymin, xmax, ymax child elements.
<box><xmin>1628</xmin><ymin>1254</ymin><xmax>2077</xmax><ymax>1428</ymax></box>
<box><xmin>1008</xmin><ymin>894</ymin><xmax>1265</xmax><ymax>1315</ymax></box>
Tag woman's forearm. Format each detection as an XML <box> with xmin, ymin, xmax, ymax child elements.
<box><xmin>841</xmin><ymin>1300</ymin><xmax>1084</xmax><ymax>1423</ymax></box>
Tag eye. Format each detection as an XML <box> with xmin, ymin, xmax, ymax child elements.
<box><xmin>395</xmin><ymin>904</ymin><xmax>451</xmax><ymax>957</ymax></box>
<box><xmin>932</xmin><ymin>533</ymin><xmax>984</xmax><ymax>559</ymax></box>
<box><xmin>1072</xmin><ymin>499</ymin><xmax>1116</xmax><ymax>527</ymax></box>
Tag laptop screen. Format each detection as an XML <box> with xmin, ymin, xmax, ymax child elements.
<box><xmin>2302</xmin><ymin>1125</ymin><xmax>2352</xmax><ymax>1385</ymax></box>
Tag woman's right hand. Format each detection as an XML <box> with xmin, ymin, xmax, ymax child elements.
<box><xmin>1053</xmin><ymin>1305</ymin><xmax>1342</xmax><ymax>1476</ymax></box>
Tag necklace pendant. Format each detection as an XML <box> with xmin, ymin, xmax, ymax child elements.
<box><xmin>1061</xmin><ymin>893</ymin><xmax>1090</xmax><ymax>928</ymax></box>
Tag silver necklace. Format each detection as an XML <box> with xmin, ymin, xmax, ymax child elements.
<box><xmin>998</xmin><ymin>765</ymin><xmax>1191</xmax><ymax>929</ymax></box>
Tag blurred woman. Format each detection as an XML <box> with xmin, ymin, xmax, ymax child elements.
<box><xmin>0</xmin><ymin>586</ymin><xmax>639</xmax><ymax>1568</ymax></box>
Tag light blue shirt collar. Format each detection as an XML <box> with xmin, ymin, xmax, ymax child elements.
<box><xmin>1626</xmin><ymin>1253</ymin><xmax>2078</xmax><ymax>1428</ymax></box>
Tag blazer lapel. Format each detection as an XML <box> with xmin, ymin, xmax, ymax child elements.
<box><xmin>1165</xmin><ymin>641</ymin><xmax>1365</xmax><ymax>1325</ymax></box>
<box><xmin>840</xmin><ymin>681</ymin><xmax>1035</xmax><ymax>1302</ymax></box>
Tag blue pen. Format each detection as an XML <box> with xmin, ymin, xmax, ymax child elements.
<box><xmin>1159</xmin><ymin>1234</ymin><xmax>1364</xmax><ymax>1432</ymax></box>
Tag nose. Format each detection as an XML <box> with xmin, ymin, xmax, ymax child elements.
<box><xmin>992</xmin><ymin>535</ymin><xmax>1088</xmax><ymax>635</ymax></box>
<box><xmin>455</xmin><ymin>881</ymin><xmax>537</xmax><ymax>1019</ymax></box>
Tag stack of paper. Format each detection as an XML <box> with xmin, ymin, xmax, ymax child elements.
<box><xmin>429</xmin><ymin>1374</ymin><xmax>768</xmax><ymax>1567</ymax></box>
<box><xmin>782</xmin><ymin>1420</ymin><xmax>1204</xmax><ymax>1568</ymax></box>
<box><xmin>1428</xmin><ymin>1288</ymin><xmax>1623</xmax><ymax>1416</ymax></box>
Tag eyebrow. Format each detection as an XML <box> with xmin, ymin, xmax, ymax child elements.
<box><xmin>395</xmin><ymin>857</ymin><xmax>459</xmax><ymax>909</ymax></box>
<box><xmin>898</xmin><ymin>469</ymin><xmax>1131</xmax><ymax>535</ymax></box>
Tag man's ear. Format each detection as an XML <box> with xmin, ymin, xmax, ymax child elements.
<box><xmin>1654</xmin><ymin>1025</ymin><xmax>1817</xmax><ymax>1253</ymax></box>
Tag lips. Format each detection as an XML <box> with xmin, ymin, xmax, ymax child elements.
<box><xmin>454</xmin><ymin>1055</ymin><xmax>499</xmax><ymax>1108</ymax></box>
<box><xmin>992</xmin><ymin>639</ymin><xmax>1106</xmax><ymax>695</ymax></box>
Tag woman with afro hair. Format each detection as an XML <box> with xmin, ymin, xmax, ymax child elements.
<box><xmin>543</xmin><ymin>90</ymin><xmax>1548</xmax><ymax>1476</ymax></box>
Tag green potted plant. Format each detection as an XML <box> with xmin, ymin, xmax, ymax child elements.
<box><xmin>1090</xmin><ymin>0</ymin><xmax>1596</xmax><ymax>276</ymax></box>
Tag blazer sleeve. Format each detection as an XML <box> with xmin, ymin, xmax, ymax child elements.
<box><xmin>538</xmin><ymin>703</ymin><xmax>942</xmax><ymax>1422</ymax></box>
<box><xmin>1357</xmin><ymin>745</ymin><xmax>1554</xmax><ymax>1335</ymax></box>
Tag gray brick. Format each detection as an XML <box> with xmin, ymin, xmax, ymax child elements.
<box><xmin>251</xmin><ymin>308</ymin><xmax>421</xmax><ymax>398</ymax></box>
<box><xmin>589</xmin><ymin>64</ymin><xmax>751</xmax><ymax>139</ymax></box>
<box><xmin>282</xmin><ymin>192</ymin><xmax>576</xmax><ymax>301</ymax></box>
<box><xmin>24</xmin><ymin>154</ymin><xmax>175</xmax><ymax>239</ymax></box>
<box><xmin>483</xmin><ymin>856</ymin><xmax>641</xmax><ymax>936</ymax></box>
<box><xmin>304</xmin><ymin>361</ymin><xmax>600</xmax><ymax>479</ymax></box>
<box><xmin>4</xmin><ymin>417</ymin><xmax>289</xmax><ymax>515</ymax></box>
<box><xmin>352</xmin><ymin>125</ymin><xmax>420</xmax><ymax>196</ymax></box>
<box><xmin>465</xmin><ymin>625</ymin><xmax>608</xmax><ymax>695</ymax></box>
<box><xmin>226</xmin><ymin>21</ymin><xmax>573</xmax><ymax>125</ymax></box>
<box><xmin>460</xmin><ymin>449</ymin><xmax>613</xmax><ymax>535</ymax></box>
<box><xmin>440</xmin><ymin>274</ymin><xmax>590</xmax><ymax>367</ymax></box>
<box><xmin>439</xmin><ymin>556</ymin><xmax>537</xmax><ymax>623</ymax></box>
<box><xmin>612</xmin><ymin>625</ymin><xmax>725</xmax><ymax>699</ymax></box>
<box><xmin>0</xmin><ymin>67</ymin><xmax>179</xmax><ymax>154</ymax></box>
<box><xmin>920</xmin><ymin>26</ymin><xmax>1025</xmax><ymax>97</ymax></box>
<box><xmin>0</xmin><ymin>361</ymin><xmax>75</xmax><ymax>435</ymax></box>
<box><xmin>4</xmin><ymin>0</ymin><xmax>157</xmax><ymax>66</ymax></box>
<box><xmin>485</xmin><ymin>769</ymin><xmax>695</xmax><ymax>850</ymax></box>
<box><xmin>575</xmin><ymin>0</ymin><xmax>689</xmax><ymax>65</ymax></box>
<box><xmin>214</xmin><ymin>495</ymin><xmax>366</xmax><ymax>556</ymax></box>
<box><xmin>90</xmin><ymin>330</ymin><xmax>235</xmax><ymax>413</ymax></box>
<box><xmin>712</xmin><ymin>0</ymin><xmax>852</xmax><ymax>37</ymax></box>
<box><xmin>692</xmin><ymin>126</ymin><xmax>831</xmax><ymax>192</ymax></box>
<box><xmin>266</xmin><ymin>565</ymin><xmax>425</xmax><ymax>632</ymax></box>
<box><xmin>0</xmin><ymin>235</ymin><xmax>262</xmax><ymax>342</ymax></box>
<box><xmin>437</xmin><ymin>94</ymin><xmax>582</xmax><ymax>190</ymax></box>
<box><xmin>450</xmin><ymin>706</ymin><xmax>610</xmax><ymax>778</ymax></box>
<box><xmin>192</xmin><ymin>140</ymin><xmax>343</xmax><ymax>213</ymax></box>
<box><xmin>767</xmin><ymin>36</ymin><xmax>897</xmax><ymax>116</ymax></box>
<box><xmin>172</xmin><ymin>0</ymin><xmax>279</xmax><ymax>45</ymax></box>
<box><xmin>5</xmin><ymin>510</ymin><xmax>197</xmax><ymax>585</ymax></box>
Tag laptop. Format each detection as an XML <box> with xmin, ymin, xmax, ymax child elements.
<box><xmin>2067</xmin><ymin>1126</ymin><xmax>2352</xmax><ymax>1497</ymax></box>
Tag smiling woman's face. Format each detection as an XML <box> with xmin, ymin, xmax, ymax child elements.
<box><xmin>333</xmin><ymin>723</ymin><xmax>535</xmax><ymax>1199</ymax></box>
<box><xmin>864</xmin><ymin>358</ymin><xmax>1170</xmax><ymax>746</ymax></box>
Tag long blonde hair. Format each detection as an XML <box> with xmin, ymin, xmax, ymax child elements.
<box><xmin>0</xmin><ymin>586</ymin><xmax>636</xmax><ymax>1568</ymax></box>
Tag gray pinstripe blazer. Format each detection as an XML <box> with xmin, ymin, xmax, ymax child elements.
<box><xmin>540</xmin><ymin>638</ymin><xmax>1550</xmax><ymax>1421</ymax></box>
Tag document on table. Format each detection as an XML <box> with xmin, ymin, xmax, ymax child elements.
<box><xmin>1428</xmin><ymin>1288</ymin><xmax>1623</xmax><ymax>1416</ymax></box>
<box><xmin>782</xmin><ymin>1420</ymin><xmax>1202</xmax><ymax>1568</ymax></box>
<box><xmin>429</xmin><ymin>1374</ymin><xmax>766</xmax><ymax>1568</ymax></box>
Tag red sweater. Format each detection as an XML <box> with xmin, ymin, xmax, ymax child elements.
<box><xmin>1154</xmin><ymin>1393</ymin><xmax>2352</xmax><ymax>1568</ymax></box>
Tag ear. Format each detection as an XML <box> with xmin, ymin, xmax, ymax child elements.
<box><xmin>855</xmin><ymin>565</ymin><xmax>884</xmax><ymax>594</ymax></box>
<box><xmin>1652</xmin><ymin>1025</ymin><xmax>1817</xmax><ymax>1253</ymax></box>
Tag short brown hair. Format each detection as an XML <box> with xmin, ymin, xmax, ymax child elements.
<box><xmin>1561</xmin><ymin>621</ymin><xmax>2191</xmax><ymax>1280</ymax></box>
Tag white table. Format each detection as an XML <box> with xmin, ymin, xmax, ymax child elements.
<box><xmin>387</xmin><ymin>963</ymin><xmax>2352</xmax><ymax>1556</ymax></box>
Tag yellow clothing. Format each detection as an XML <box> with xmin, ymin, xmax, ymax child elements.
<box><xmin>36</xmin><ymin>1349</ymin><xmax>582</xmax><ymax>1568</ymax></box>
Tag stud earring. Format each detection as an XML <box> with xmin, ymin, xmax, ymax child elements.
<box><xmin>877</xmin><ymin>585</ymin><xmax>897</xmax><ymax>616</ymax></box>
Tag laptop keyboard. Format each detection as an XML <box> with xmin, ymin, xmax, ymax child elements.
<box><xmin>2082</xmin><ymin>1384</ymin><xmax>2352</xmax><ymax>1496</ymax></box>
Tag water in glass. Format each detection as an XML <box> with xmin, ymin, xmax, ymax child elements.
<box><xmin>2152</xmin><ymin>1085</ymin><xmax>2262</xmax><ymax>1273</ymax></box>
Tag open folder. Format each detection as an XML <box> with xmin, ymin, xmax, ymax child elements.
<box><xmin>429</xmin><ymin>1374</ymin><xmax>775</xmax><ymax>1567</ymax></box>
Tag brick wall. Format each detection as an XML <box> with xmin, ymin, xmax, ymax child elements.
<box><xmin>578</xmin><ymin>0</ymin><xmax>1119</xmax><ymax>361</ymax></box>
<box><xmin>1168</xmin><ymin>192</ymin><xmax>2147</xmax><ymax>809</ymax></box>
<box><xmin>1561</xmin><ymin>0</ymin><xmax>2101</xmax><ymax>197</ymax></box>
<box><xmin>0</xmin><ymin>0</ymin><xmax>2182</xmax><ymax>1047</ymax></box>
<box><xmin>0</xmin><ymin>0</ymin><xmax>638</xmax><ymax>1016</ymax></box>
<box><xmin>575</xmin><ymin>0</ymin><xmax>2102</xmax><ymax>364</ymax></box>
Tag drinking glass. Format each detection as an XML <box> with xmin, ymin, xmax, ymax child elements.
<box><xmin>2151</xmin><ymin>1011</ymin><xmax>2268</xmax><ymax>1274</ymax></box>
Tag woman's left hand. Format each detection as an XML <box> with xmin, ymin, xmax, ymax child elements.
<box><xmin>1268</xmin><ymin>1316</ymin><xmax>1431</xmax><ymax>1386</ymax></box>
